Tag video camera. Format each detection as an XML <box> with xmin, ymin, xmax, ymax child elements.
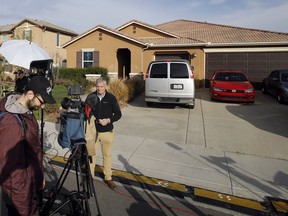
<box><xmin>60</xmin><ymin>85</ymin><xmax>85</xmax><ymax>111</ymax></box>
<box><xmin>61</xmin><ymin>97</ymin><xmax>85</xmax><ymax>110</ymax></box>
<box><xmin>58</xmin><ymin>85</ymin><xmax>86</xmax><ymax>149</ymax></box>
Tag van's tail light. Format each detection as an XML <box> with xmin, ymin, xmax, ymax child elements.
<box><xmin>189</xmin><ymin>68</ymin><xmax>194</xmax><ymax>79</ymax></box>
<box><xmin>146</xmin><ymin>68</ymin><xmax>149</xmax><ymax>78</ymax></box>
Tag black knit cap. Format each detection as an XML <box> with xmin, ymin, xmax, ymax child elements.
<box><xmin>26</xmin><ymin>76</ymin><xmax>56</xmax><ymax>104</ymax></box>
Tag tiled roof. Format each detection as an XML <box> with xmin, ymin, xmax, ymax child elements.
<box><xmin>138</xmin><ymin>37</ymin><xmax>205</xmax><ymax>46</ymax></box>
<box><xmin>156</xmin><ymin>19</ymin><xmax>288</xmax><ymax>45</ymax></box>
<box><xmin>25</xmin><ymin>19</ymin><xmax>78</xmax><ymax>35</ymax></box>
<box><xmin>0</xmin><ymin>18</ymin><xmax>78</xmax><ymax>36</ymax></box>
<box><xmin>57</xmin><ymin>19</ymin><xmax>288</xmax><ymax>48</ymax></box>
<box><xmin>0</xmin><ymin>23</ymin><xmax>15</xmax><ymax>32</ymax></box>
<box><xmin>117</xmin><ymin>19</ymin><xmax>179</xmax><ymax>38</ymax></box>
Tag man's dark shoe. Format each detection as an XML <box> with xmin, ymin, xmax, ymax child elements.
<box><xmin>105</xmin><ymin>180</ymin><xmax>116</xmax><ymax>190</ymax></box>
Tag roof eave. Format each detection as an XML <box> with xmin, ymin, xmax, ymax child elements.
<box><xmin>43</xmin><ymin>26</ymin><xmax>78</xmax><ymax>36</ymax></box>
<box><xmin>9</xmin><ymin>18</ymin><xmax>78</xmax><ymax>36</ymax></box>
<box><xmin>148</xmin><ymin>43</ymin><xmax>208</xmax><ymax>48</ymax></box>
<box><xmin>0</xmin><ymin>30</ymin><xmax>13</xmax><ymax>34</ymax></box>
<box><xmin>117</xmin><ymin>20</ymin><xmax>179</xmax><ymax>38</ymax></box>
<box><xmin>142</xmin><ymin>41</ymin><xmax>288</xmax><ymax>48</ymax></box>
<box><xmin>62</xmin><ymin>26</ymin><xmax>146</xmax><ymax>48</ymax></box>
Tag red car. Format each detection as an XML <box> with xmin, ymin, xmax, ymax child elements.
<box><xmin>209</xmin><ymin>69</ymin><xmax>256</xmax><ymax>103</ymax></box>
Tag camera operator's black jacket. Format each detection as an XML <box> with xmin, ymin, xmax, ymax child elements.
<box><xmin>86</xmin><ymin>91</ymin><xmax>122</xmax><ymax>132</ymax></box>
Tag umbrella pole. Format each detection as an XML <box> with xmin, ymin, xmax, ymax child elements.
<box><xmin>38</xmin><ymin>108</ymin><xmax>45</xmax><ymax>208</ymax></box>
<box><xmin>40</xmin><ymin>108</ymin><xmax>44</xmax><ymax>149</ymax></box>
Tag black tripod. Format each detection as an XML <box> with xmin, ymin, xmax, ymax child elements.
<box><xmin>39</xmin><ymin>141</ymin><xmax>101</xmax><ymax>216</ymax></box>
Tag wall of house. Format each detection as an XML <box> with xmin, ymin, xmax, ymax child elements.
<box><xmin>65</xmin><ymin>29</ymin><xmax>145</xmax><ymax>74</ymax></box>
<box><xmin>66</xmin><ymin>30</ymin><xmax>206</xmax><ymax>87</ymax></box>
<box><xmin>6</xmin><ymin>21</ymin><xmax>73</xmax><ymax>67</ymax></box>
<box><xmin>0</xmin><ymin>33</ymin><xmax>12</xmax><ymax>44</ymax></box>
<box><xmin>39</xmin><ymin>29</ymin><xmax>72</xmax><ymax>67</ymax></box>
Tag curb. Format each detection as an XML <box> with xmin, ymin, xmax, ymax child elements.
<box><xmin>47</xmin><ymin>154</ymin><xmax>288</xmax><ymax>215</ymax></box>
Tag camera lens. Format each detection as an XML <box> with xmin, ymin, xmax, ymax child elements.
<box><xmin>61</xmin><ymin>97</ymin><xmax>71</xmax><ymax>109</ymax></box>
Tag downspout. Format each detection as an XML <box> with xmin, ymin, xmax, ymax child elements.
<box><xmin>141</xmin><ymin>43</ymin><xmax>149</xmax><ymax>74</ymax></box>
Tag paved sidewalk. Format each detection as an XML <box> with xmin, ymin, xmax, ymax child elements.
<box><xmin>42</xmin><ymin>89</ymin><xmax>288</xmax><ymax>203</ymax></box>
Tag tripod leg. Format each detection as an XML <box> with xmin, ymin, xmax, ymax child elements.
<box><xmin>48</xmin><ymin>199</ymin><xmax>70</xmax><ymax>216</ymax></box>
<box><xmin>82</xmin><ymin>146</ymin><xmax>102</xmax><ymax>216</ymax></box>
<box><xmin>75</xmin><ymin>158</ymin><xmax>91</xmax><ymax>215</ymax></box>
<box><xmin>40</xmin><ymin>156</ymin><xmax>75</xmax><ymax>216</ymax></box>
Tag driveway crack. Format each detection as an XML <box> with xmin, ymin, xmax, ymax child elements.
<box><xmin>224</xmin><ymin>151</ymin><xmax>234</xmax><ymax>194</ymax></box>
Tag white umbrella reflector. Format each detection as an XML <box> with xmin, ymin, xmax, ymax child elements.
<box><xmin>0</xmin><ymin>39</ymin><xmax>51</xmax><ymax>69</ymax></box>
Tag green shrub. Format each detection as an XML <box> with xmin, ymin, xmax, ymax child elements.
<box><xmin>86</xmin><ymin>67</ymin><xmax>109</xmax><ymax>82</ymax></box>
<box><xmin>58</xmin><ymin>67</ymin><xmax>109</xmax><ymax>87</ymax></box>
<box><xmin>58</xmin><ymin>68</ymin><xmax>86</xmax><ymax>86</ymax></box>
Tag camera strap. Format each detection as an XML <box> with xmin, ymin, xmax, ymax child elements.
<box><xmin>0</xmin><ymin>112</ymin><xmax>27</xmax><ymax>140</ymax></box>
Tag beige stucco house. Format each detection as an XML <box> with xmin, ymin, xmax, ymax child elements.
<box><xmin>63</xmin><ymin>19</ymin><xmax>288</xmax><ymax>88</ymax></box>
<box><xmin>0</xmin><ymin>18</ymin><xmax>78</xmax><ymax>71</ymax></box>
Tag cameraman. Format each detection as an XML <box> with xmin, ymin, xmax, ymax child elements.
<box><xmin>85</xmin><ymin>77</ymin><xmax>122</xmax><ymax>190</ymax></box>
<box><xmin>0</xmin><ymin>76</ymin><xmax>56</xmax><ymax>216</ymax></box>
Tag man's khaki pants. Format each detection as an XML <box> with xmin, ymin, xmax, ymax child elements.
<box><xmin>86</xmin><ymin>116</ymin><xmax>114</xmax><ymax>181</ymax></box>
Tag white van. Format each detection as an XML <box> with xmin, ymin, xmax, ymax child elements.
<box><xmin>145</xmin><ymin>59</ymin><xmax>195</xmax><ymax>108</ymax></box>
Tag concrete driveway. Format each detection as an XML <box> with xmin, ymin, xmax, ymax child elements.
<box><xmin>42</xmin><ymin>88</ymin><xmax>288</xmax><ymax>202</ymax></box>
<box><xmin>115</xmin><ymin>89</ymin><xmax>288</xmax><ymax>160</ymax></box>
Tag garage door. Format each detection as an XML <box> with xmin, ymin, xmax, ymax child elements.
<box><xmin>155</xmin><ymin>52</ymin><xmax>190</xmax><ymax>61</ymax></box>
<box><xmin>205</xmin><ymin>52</ymin><xmax>288</xmax><ymax>88</ymax></box>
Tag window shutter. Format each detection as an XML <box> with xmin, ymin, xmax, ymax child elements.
<box><xmin>76</xmin><ymin>51</ymin><xmax>82</xmax><ymax>68</ymax></box>
<box><xmin>29</xmin><ymin>29</ymin><xmax>32</xmax><ymax>41</ymax></box>
<box><xmin>93</xmin><ymin>51</ymin><xmax>99</xmax><ymax>67</ymax></box>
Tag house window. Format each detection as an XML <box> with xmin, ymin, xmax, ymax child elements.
<box><xmin>56</xmin><ymin>32</ymin><xmax>60</xmax><ymax>47</ymax></box>
<box><xmin>2</xmin><ymin>34</ymin><xmax>7</xmax><ymax>42</ymax></box>
<box><xmin>23</xmin><ymin>29</ymin><xmax>32</xmax><ymax>41</ymax></box>
<box><xmin>83</xmin><ymin>51</ymin><xmax>93</xmax><ymax>68</ymax></box>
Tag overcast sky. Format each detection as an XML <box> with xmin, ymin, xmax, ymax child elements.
<box><xmin>1</xmin><ymin>0</ymin><xmax>288</xmax><ymax>34</ymax></box>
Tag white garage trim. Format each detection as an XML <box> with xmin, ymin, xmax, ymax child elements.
<box><xmin>204</xmin><ymin>47</ymin><xmax>288</xmax><ymax>53</ymax></box>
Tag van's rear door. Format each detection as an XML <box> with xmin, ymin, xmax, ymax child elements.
<box><xmin>168</xmin><ymin>62</ymin><xmax>194</xmax><ymax>98</ymax></box>
<box><xmin>146</xmin><ymin>62</ymin><xmax>169</xmax><ymax>99</ymax></box>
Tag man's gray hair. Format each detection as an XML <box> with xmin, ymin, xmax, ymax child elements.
<box><xmin>96</xmin><ymin>77</ymin><xmax>107</xmax><ymax>86</ymax></box>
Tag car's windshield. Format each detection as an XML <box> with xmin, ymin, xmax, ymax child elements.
<box><xmin>214</xmin><ymin>72</ymin><xmax>248</xmax><ymax>82</ymax></box>
<box><xmin>281</xmin><ymin>72</ymin><xmax>288</xmax><ymax>82</ymax></box>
